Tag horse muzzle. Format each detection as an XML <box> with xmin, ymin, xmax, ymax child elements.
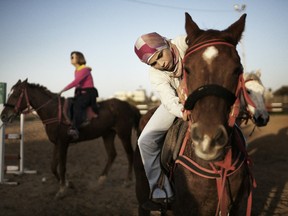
<box><xmin>0</xmin><ymin>111</ymin><xmax>16</xmax><ymax>123</ymax></box>
<box><xmin>190</xmin><ymin>123</ymin><xmax>229</xmax><ymax>161</ymax></box>
<box><xmin>253</xmin><ymin>114</ymin><xmax>269</xmax><ymax>127</ymax></box>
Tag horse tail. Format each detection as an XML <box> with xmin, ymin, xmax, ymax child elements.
<box><xmin>129</xmin><ymin>104</ymin><xmax>142</xmax><ymax>136</ymax></box>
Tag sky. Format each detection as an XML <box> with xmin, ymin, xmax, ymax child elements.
<box><xmin>0</xmin><ymin>0</ymin><xmax>287</xmax><ymax>99</ymax></box>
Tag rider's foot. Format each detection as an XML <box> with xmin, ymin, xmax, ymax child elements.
<box><xmin>67</xmin><ymin>128</ymin><xmax>79</xmax><ymax>140</ymax></box>
<box><xmin>142</xmin><ymin>196</ymin><xmax>174</xmax><ymax>211</ymax></box>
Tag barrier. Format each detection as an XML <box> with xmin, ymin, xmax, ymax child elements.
<box><xmin>0</xmin><ymin>83</ymin><xmax>36</xmax><ymax>185</ymax></box>
<box><xmin>0</xmin><ymin>82</ymin><xmax>6</xmax><ymax>184</ymax></box>
<box><xmin>267</xmin><ymin>102</ymin><xmax>283</xmax><ymax>113</ymax></box>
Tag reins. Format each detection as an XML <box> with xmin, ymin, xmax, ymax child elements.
<box><xmin>5</xmin><ymin>86</ymin><xmax>62</xmax><ymax>125</ymax></box>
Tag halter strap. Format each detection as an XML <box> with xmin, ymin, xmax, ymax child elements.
<box><xmin>184</xmin><ymin>84</ymin><xmax>236</xmax><ymax>110</ymax></box>
<box><xmin>228</xmin><ymin>74</ymin><xmax>257</xmax><ymax>127</ymax></box>
<box><xmin>183</xmin><ymin>39</ymin><xmax>235</xmax><ymax>63</ymax></box>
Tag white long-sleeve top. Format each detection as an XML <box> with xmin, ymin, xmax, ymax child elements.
<box><xmin>149</xmin><ymin>35</ymin><xmax>188</xmax><ymax>118</ymax></box>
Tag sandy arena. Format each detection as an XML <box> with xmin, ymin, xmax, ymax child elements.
<box><xmin>0</xmin><ymin>114</ymin><xmax>287</xmax><ymax>216</ymax></box>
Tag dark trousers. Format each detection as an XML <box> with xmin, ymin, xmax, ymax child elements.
<box><xmin>72</xmin><ymin>88</ymin><xmax>98</xmax><ymax>130</ymax></box>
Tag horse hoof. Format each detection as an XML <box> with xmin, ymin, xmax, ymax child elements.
<box><xmin>54</xmin><ymin>186</ymin><xmax>68</xmax><ymax>200</ymax></box>
<box><xmin>55</xmin><ymin>191</ymin><xmax>65</xmax><ymax>200</ymax></box>
<box><xmin>66</xmin><ymin>181</ymin><xmax>74</xmax><ymax>189</ymax></box>
<box><xmin>123</xmin><ymin>179</ymin><xmax>133</xmax><ymax>187</ymax></box>
<box><xmin>97</xmin><ymin>175</ymin><xmax>107</xmax><ymax>186</ymax></box>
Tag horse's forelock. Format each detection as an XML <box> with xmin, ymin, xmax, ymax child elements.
<box><xmin>188</xmin><ymin>30</ymin><xmax>236</xmax><ymax>48</ymax></box>
<box><xmin>245</xmin><ymin>73</ymin><xmax>262</xmax><ymax>85</ymax></box>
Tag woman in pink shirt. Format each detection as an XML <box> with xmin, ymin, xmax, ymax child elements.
<box><xmin>59</xmin><ymin>51</ymin><xmax>98</xmax><ymax>139</ymax></box>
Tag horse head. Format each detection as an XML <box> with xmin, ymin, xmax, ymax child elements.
<box><xmin>183</xmin><ymin>13</ymin><xmax>246</xmax><ymax>161</ymax></box>
<box><xmin>1</xmin><ymin>79</ymin><xmax>30</xmax><ymax>123</ymax></box>
<box><xmin>242</xmin><ymin>70</ymin><xmax>269</xmax><ymax>126</ymax></box>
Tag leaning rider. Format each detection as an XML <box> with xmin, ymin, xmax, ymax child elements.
<box><xmin>134</xmin><ymin>32</ymin><xmax>188</xmax><ymax>210</ymax></box>
<box><xmin>59</xmin><ymin>51</ymin><xmax>98</xmax><ymax>140</ymax></box>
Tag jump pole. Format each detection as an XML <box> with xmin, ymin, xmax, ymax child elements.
<box><xmin>5</xmin><ymin>113</ymin><xmax>37</xmax><ymax>175</ymax></box>
<box><xmin>0</xmin><ymin>82</ymin><xmax>16</xmax><ymax>184</ymax></box>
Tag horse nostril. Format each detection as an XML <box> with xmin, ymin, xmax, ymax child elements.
<box><xmin>255</xmin><ymin>115</ymin><xmax>269</xmax><ymax>127</ymax></box>
<box><xmin>214</xmin><ymin>125</ymin><xmax>228</xmax><ymax>146</ymax></box>
<box><xmin>191</xmin><ymin>123</ymin><xmax>202</xmax><ymax>144</ymax></box>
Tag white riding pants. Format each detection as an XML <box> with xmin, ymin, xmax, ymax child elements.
<box><xmin>138</xmin><ymin>104</ymin><xmax>176</xmax><ymax>199</ymax></box>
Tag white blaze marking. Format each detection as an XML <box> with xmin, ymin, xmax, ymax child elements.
<box><xmin>202</xmin><ymin>134</ymin><xmax>211</xmax><ymax>152</ymax></box>
<box><xmin>202</xmin><ymin>46</ymin><xmax>219</xmax><ymax>65</ymax></box>
<box><xmin>245</xmin><ymin>81</ymin><xmax>265</xmax><ymax>114</ymax></box>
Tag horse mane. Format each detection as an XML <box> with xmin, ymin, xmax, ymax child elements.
<box><xmin>244</xmin><ymin>72</ymin><xmax>263</xmax><ymax>85</ymax></box>
<box><xmin>28</xmin><ymin>83</ymin><xmax>57</xmax><ymax>98</ymax></box>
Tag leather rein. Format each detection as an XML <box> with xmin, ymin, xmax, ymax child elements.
<box><xmin>174</xmin><ymin>39</ymin><xmax>256</xmax><ymax>216</ymax></box>
<box><xmin>5</xmin><ymin>86</ymin><xmax>62</xmax><ymax>125</ymax></box>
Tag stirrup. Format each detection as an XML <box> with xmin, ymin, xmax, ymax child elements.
<box><xmin>67</xmin><ymin>128</ymin><xmax>79</xmax><ymax>139</ymax></box>
<box><xmin>146</xmin><ymin>173</ymin><xmax>170</xmax><ymax>213</ymax></box>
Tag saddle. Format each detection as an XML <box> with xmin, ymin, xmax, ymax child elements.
<box><xmin>62</xmin><ymin>97</ymin><xmax>98</xmax><ymax>127</ymax></box>
<box><xmin>160</xmin><ymin>119</ymin><xmax>189</xmax><ymax>175</ymax></box>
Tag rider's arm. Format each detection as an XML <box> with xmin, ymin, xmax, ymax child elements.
<box><xmin>61</xmin><ymin>67</ymin><xmax>91</xmax><ymax>92</ymax></box>
<box><xmin>150</xmin><ymin>68</ymin><xmax>183</xmax><ymax>118</ymax></box>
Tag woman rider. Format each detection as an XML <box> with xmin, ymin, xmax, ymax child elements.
<box><xmin>134</xmin><ymin>32</ymin><xmax>188</xmax><ymax>210</ymax></box>
<box><xmin>59</xmin><ymin>51</ymin><xmax>98</xmax><ymax>139</ymax></box>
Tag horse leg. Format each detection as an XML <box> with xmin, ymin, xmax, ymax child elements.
<box><xmin>55</xmin><ymin>141</ymin><xmax>69</xmax><ymax>199</ymax></box>
<box><xmin>51</xmin><ymin>144</ymin><xmax>60</xmax><ymax>181</ymax></box>
<box><xmin>118</xmin><ymin>132</ymin><xmax>134</xmax><ymax>184</ymax></box>
<box><xmin>98</xmin><ymin>131</ymin><xmax>117</xmax><ymax>185</ymax></box>
<box><xmin>134</xmin><ymin>146</ymin><xmax>151</xmax><ymax>216</ymax></box>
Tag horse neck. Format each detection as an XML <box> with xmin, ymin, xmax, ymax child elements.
<box><xmin>26</xmin><ymin>85</ymin><xmax>59</xmax><ymax>120</ymax></box>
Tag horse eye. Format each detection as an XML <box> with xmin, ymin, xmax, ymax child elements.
<box><xmin>246</xmin><ymin>89</ymin><xmax>251</xmax><ymax>94</ymax></box>
<box><xmin>184</xmin><ymin>66</ymin><xmax>191</xmax><ymax>74</ymax></box>
<box><xmin>234</xmin><ymin>66</ymin><xmax>243</xmax><ymax>76</ymax></box>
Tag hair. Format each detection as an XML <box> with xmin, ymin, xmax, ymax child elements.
<box><xmin>71</xmin><ymin>51</ymin><xmax>86</xmax><ymax>65</ymax></box>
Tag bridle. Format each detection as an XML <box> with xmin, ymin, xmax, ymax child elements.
<box><xmin>175</xmin><ymin>39</ymin><xmax>255</xmax><ymax>216</ymax></box>
<box><xmin>181</xmin><ymin>39</ymin><xmax>257</xmax><ymax>128</ymax></box>
<box><xmin>228</xmin><ymin>75</ymin><xmax>257</xmax><ymax>127</ymax></box>
<box><xmin>181</xmin><ymin>39</ymin><xmax>239</xmax><ymax>125</ymax></box>
<box><xmin>236</xmin><ymin>78</ymin><xmax>258</xmax><ymax>124</ymax></box>
<box><xmin>5</xmin><ymin>87</ymin><xmax>32</xmax><ymax>115</ymax></box>
<box><xmin>4</xmin><ymin>85</ymin><xmax>62</xmax><ymax>124</ymax></box>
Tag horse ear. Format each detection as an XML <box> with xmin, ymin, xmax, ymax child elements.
<box><xmin>23</xmin><ymin>78</ymin><xmax>28</xmax><ymax>83</ymax></box>
<box><xmin>185</xmin><ymin>12</ymin><xmax>202</xmax><ymax>45</ymax></box>
<box><xmin>255</xmin><ymin>69</ymin><xmax>261</xmax><ymax>78</ymax></box>
<box><xmin>243</xmin><ymin>72</ymin><xmax>248</xmax><ymax>80</ymax></box>
<box><xmin>223</xmin><ymin>13</ymin><xmax>247</xmax><ymax>44</ymax></box>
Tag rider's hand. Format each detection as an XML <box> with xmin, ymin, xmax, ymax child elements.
<box><xmin>177</xmin><ymin>87</ymin><xmax>186</xmax><ymax>105</ymax></box>
<box><xmin>182</xmin><ymin>108</ymin><xmax>188</xmax><ymax>121</ymax></box>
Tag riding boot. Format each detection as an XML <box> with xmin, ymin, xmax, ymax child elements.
<box><xmin>67</xmin><ymin>127</ymin><xmax>79</xmax><ymax>140</ymax></box>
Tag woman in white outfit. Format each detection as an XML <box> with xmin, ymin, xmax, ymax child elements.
<box><xmin>134</xmin><ymin>32</ymin><xmax>188</xmax><ymax>209</ymax></box>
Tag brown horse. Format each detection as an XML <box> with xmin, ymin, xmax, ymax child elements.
<box><xmin>134</xmin><ymin>13</ymin><xmax>255</xmax><ymax>216</ymax></box>
<box><xmin>1</xmin><ymin>79</ymin><xmax>141</xmax><ymax>198</ymax></box>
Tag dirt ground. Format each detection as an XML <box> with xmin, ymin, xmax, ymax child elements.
<box><xmin>0</xmin><ymin>114</ymin><xmax>287</xmax><ymax>216</ymax></box>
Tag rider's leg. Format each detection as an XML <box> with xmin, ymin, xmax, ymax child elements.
<box><xmin>73</xmin><ymin>93</ymin><xmax>90</xmax><ymax>130</ymax></box>
<box><xmin>138</xmin><ymin>104</ymin><xmax>176</xmax><ymax>199</ymax></box>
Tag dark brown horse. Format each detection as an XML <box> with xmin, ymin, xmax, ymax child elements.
<box><xmin>134</xmin><ymin>13</ymin><xmax>255</xmax><ymax>216</ymax></box>
<box><xmin>1</xmin><ymin>79</ymin><xmax>141</xmax><ymax>198</ymax></box>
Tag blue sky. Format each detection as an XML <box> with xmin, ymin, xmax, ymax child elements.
<box><xmin>0</xmin><ymin>0</ymin><xmax>287</xmax><ymax>98</ymax></box>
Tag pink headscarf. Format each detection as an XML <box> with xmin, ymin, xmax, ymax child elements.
<box><xmin>134</xmin><ymin>32</ymin><xmax>168</xmax><ymax>64</ymax></box>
